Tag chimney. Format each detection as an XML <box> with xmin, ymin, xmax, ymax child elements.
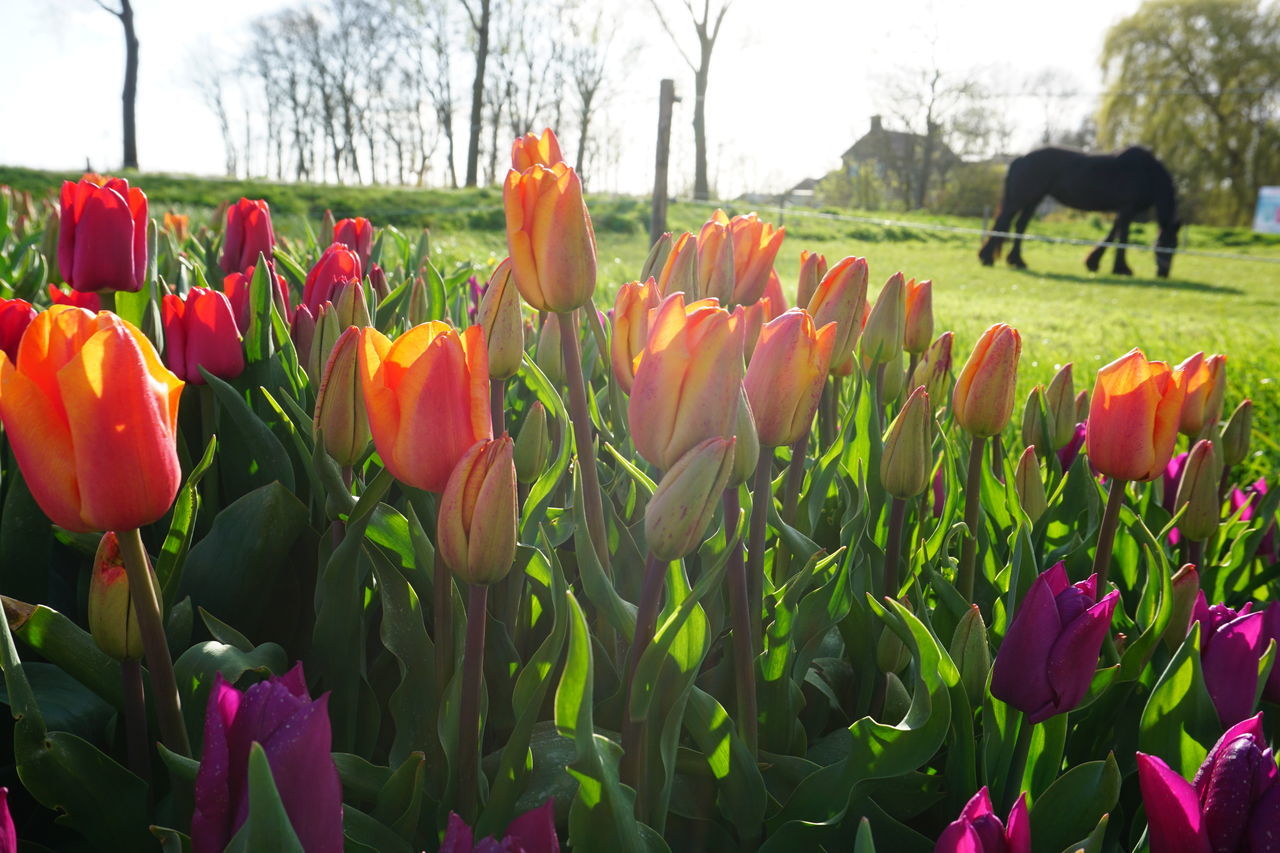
<box><xmin>870</xmin><ymin>115</ymin><xmax>883</xmax><ymax>133</ymax></box>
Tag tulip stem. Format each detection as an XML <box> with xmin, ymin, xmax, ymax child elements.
<box><xmin>117</xmin><ymin>528</ymin><xmax>190</xmax><ymax>757</ymax></box>
<box><xmin>121</xmin><ymin>660</ymin><xmax>150</xmax><ymax>782</ymax></box>
<box><xmin>957</xmin><ymin>436</ymin><xmax>987</xmax><ymax>602</ymax></box>
<box><xmin>746</xmin><ymin>453</ymin><xmax>773</xmax><ymax>652</ymax></box>
<box><xmin>489</xmin><ymin>377</ymin><xmax>505</xmax><ymax>436</ymax></box>
<box><xmin>558</xmin><ymin>309</ymin><xmax>611</xmax><ymax>573</ymax></box>
<box><xmin>775</xmin><ymin>432</ymin><xmax>811</xmax><ymax>581</ymax></box>
<box><xmin>434</xmin><ymin>550</ymin><xmax>455</xmax><ymax>701</ymax></box>
<box><xmin>1003</xmin><ymin>713</ymin><xmax>1035</xmax><ymax>811</ymax></box>
<box><xmin>458</xmin><ymin>583</ymin><xmax>489</xmax><ymax>821</ymax></box>
<box><xmin>884</xmin><ymin>497</ymin><xmax>908</xmax><ymax>597</ymax></box>
<box><xmin>1187</xmin><ymin>539</ymin><xmax>1205</xmax><ymax>570</ymax></box>
<box><xmin>1092</xmin><ymin>478</ymin><xmax>1127</xmax><ymax>602</ymax></box>
<box><xmin>873</xmin><ymin>363</ymin><xmax>887</xmax><ymax>434</ymax></box>
<box><xmin>621</xmin><ymin>554</ymin><xmax>666</xmax><ymax>816</ymax></box>
<box><xmin>722</xmin><ymin>489</ymin><xmax>758</xmax><ymax>757</ymax></box>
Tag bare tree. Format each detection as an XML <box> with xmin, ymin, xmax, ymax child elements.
<box><xmin>566</xmin><ymin>6</ymin><xmax>616</xmax><ymax>185</ymax></box>
<box><xmin>93</xmin><ymin>0</ymin><xmax>139</xmax><ymax>168</ymax></box>
<box><xmin>460</xmin><ymin>0</ymin><xmax>492</xmax><ymax>186</ymax></box>
<box><xmin>189</xmin><ymin>53</ymin><xmax>239</xmax><ymax>177</ymax></box>
<box><xmin>647</xmin><ymin>0</ymin><xmax>733</xmax><ymax>201</ymax></box>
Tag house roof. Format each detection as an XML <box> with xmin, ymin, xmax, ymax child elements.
<box><xmin>842</xmin><ymin>124</ymin><xmax>959</xmax><ymax>165</ymax></box>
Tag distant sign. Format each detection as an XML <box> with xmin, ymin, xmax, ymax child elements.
<box><xmin>1255</xmin><ymin>187</ymin><xmax>1280</xmax><ymax>234</ymax></box>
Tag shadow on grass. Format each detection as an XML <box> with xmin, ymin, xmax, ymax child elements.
<box><xmin>1006</xmin><ymin>265</ymin><xmax>1244</xmax><ymax>295</ymax></box>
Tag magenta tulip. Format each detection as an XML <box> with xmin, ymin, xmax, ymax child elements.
<box><xmin>1057</xmin><ymin>421</ymin><xmax>1086</xmax><ymax>471</ymax></box>
<box><xmin>1232</xmin><ymin>480</ymin><xmax>1277</xmax><ymax>565</ymax></box>
<box><xmin>220</xmin><ymin>198</ymin><xmax>275</xmax><ymax>274</ymax></box>
<box><xmin>58</xmin><ymin>177</ymin><xmax>148</xmax><ymax>293</ymax></box>
<box><xmin>990</xmin><ymin>562</ymin><xmax>1120</xmax><ymax>723</ymax></box>
<box><xmin>1191</xmin><ymin>593</ymin><xmax>1267</xmax><ymax>726</ymax></box>
<box><xmin>192</xmin><ymin>663</ymin><xmax>342</xmax><ymax>853</ymax></box>
<box><xmin>1137</xmin><ymin>714</ymin><xmax>1280</xmax><ymax>853</ymax></box>
<box><xmin>0</xmin><ymin>787</ymin><xmax>14</xmax><ymax>853</ymax></box>
<box><xmin>935</xmin><ymin>786</ymin><xmax>1030</xmax><ymax>853</ymax></box>
<box><xmin>440</xmin><ymin>800</ymin><xmax>559</xmax><ymax>853</ymax></box>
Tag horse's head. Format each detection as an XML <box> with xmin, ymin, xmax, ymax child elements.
<box><xmin>1155</xmin><ymin>218</ymin><xmax>1180</xmax><ymax>278</ymax></box>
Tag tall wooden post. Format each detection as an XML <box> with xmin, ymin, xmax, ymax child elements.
<box><xmin>650</xmin><ymin>79</ymin><xmax>678</xmax><ymax>248</ymax></box>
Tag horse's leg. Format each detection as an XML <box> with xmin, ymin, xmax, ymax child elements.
<box><xmin>979</xmin><ymin>206</ymin><xmax>1018</xmax><ymax>266</ymax></box>
<box><xmin>1085</xmin><ymin>221</ymin><xmax>1117</xmax><ymax>272</ymax></box>
<box><xmin>1006</xmin><ymin>203</ymin><xmax>1039</xmax><ymax>269</ymax></box>
<box><xmin>1111</xmin><ymin>212</ymin><xmax>1134</xmax><ymax>276</ymax></box>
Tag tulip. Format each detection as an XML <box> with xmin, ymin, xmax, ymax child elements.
<box><xmin>950</xmin><ymin>605</ymin><xmax>993</xmax><ymax>707</ymax></box>
<box><xmin>438</xmin><ymin>437</ymin><xmax>518</xmax><ymax>585</ymax></box>
<box><xmin>466</xmin><ymin>274</ymin><xmax>484</xmax><ymax>324</ymax></box>
<box><xmin>1014</xmin><ymin>445</ymin><xmax>1048</xmax><ymax>523</ymax></box>
<box><xmin>290</xmin><ymin>303</ymin><xmax>316</xmax><ymax>368</ymax></box>
<box><xmin>535</xmin><ymin>313</ymin><xmax>564</xmax><ymax>385</ymax></box>
<box><xmin>513</xmin><ymin>401</ymin><xmax>549</xmax><ymax>485</ymax></box>
<box><xmin>368</xmin><ymin>263</ymin><xmax>390</xmax><ymax>302</ymax></box>
<box><xmin>708</xmin><ymin>209</ymin><xmax>785</xmax><ymax>306</ymax></box>
<box><xmin>476</xmin><ymin>258</ymin><xmax>525</xmax><ymax>380</ymax></box>
<box><xmin>222</xmin><ymin>264</ymin><xmax>292</xmax><ymax>334</ymax></box>
<box><xmin>1176</xmin><ymin>352</ymin><xmax>1227</xmax><ymax>436</ymax></box>
<box><xmin>219</xmin><ymin>197</ymin><xmax>275</xmax><ymax>274</ymax></box>
<box><xmin>860</xmin><ymin>273</ymin><xmax>906</xmax><ymax>364</ymax></box>
<box><xmin>1231</xmin><ymin>479</ymin><xmax>1277</xmax><ymax>564</ymax></box>
<box><xmin>1020</xmin><ymin>385</ymin><xmax>1048</xmax><ymax>450</ymax></box>
<box><xmin>308</xmin><ymin>280</ymin><xmax>371</xmax><ymax>383</ymax></box>
<box><xmin>162</xmin><ymin>287</ymin><xmax>245</xmax><ymax>385</ymax></box>
<box><xmin>1162</xmin><ymin>564</ymin><xmax>1200</xmax><ymax>650</ymax></box>
<box><xmin>734</xmin><ymin>296</ymin><xmax>771</xmax><ymax>362</ymax></box>
<box><xmin>931</xmin><ymin>465</ymin><xmax>946</xmax><ymax>518</ymax></box>
<box><xmin>1174</xmin><ymin>439</ymin><xmax>1223</xmax><ymax>543</ymax></box>
<box><xmin>729</xmin><ymin>388</ymin><xmax>761</xmax><ymax>487</ymax></box>
<box><xmin>645</xmin><ymin>436</ymin><xmax>736</xmax><ymax>561</ymax></box>
<box><xmin>990</xmin><ymin>562</ymin><xmax>1120</xmax><ymax>723</ymax></box>
<box><xmin>1136</xmin><ymin>714</ymin><xmax>1279</xmax><ymax>853</ymax></box>
<box><xmin>656</xmin><ymin>231</ymin><xmax>698</xmax><ymax>298</ymax></box>
<box><xmin>610</xmin><ymin>278</ymin><xmax>660</xmax><ymax>393</ymax></box>
<box><xmin>0</xmin><ymin>787</ymin><xmax>13</xmax><ymax>853</ymax></box>
<box><xmin>1044</xmin><ymin>363</ymin><xmax>1076</xmax><ymax>449</ymax></box>
<box><xmin>321</xmin><ymin>208</ymin><xmax>335</xmax><ymax>242</ymax></box>
<box><xmin>58</xmin><ymin>176</ymin><xmax>148</xmax><ymax>292</ymax></box>
<box><xmin>358</xmin><ymin>322</ymin><xmax>491</xmax><ymax>493</ymax></box>
<box><xmin>333</xmin><ymin>216</ymin><xmax>373</xmax><ymax>268</ymax></box>
<box><xmin>1058</xmin><ymin>421</ymin><xmax>1087</xmax><ymax>471</ymax></box>
<box><xmin>0</xmin><ymin>306</ymin><xmax>183</xmax><ymax>532</ymax></box>
<box><xmin>301</xmin><ymin>243</ymin><xmax>362</xmax><ymax>315</ymax></box>
<box><xmin>1221</xmin><ymin>398</ymin><xmax>1253</xmax><ymax>468</ymax></box>
<box><xmin>910</xmin><ymin>331</ymin><xmax>954</xmax><ymax>405</ymax></box>
<box><xmin>0</xmin><ymin>297</ymin><xmax>36</xmax><ymax>361</ymax></box>
<box><xmin>503</xmin><ymin>162</ymin><xmax>597</xmax><ymax>313</ymax></box>
<box><xmin>48</xmin><ymin>284</ymin><xmax>102</xmax><ymax>312</ymax></box>
<box><xmin>806</xmin><ymin>256</ymin><xmax>868</xmax><ymax>373</ymax></box>
<box><xmin>1264</xmin><ymin>604</ymin><xmax>1280</xmax><ymax>703</ymax></box>
<box><xmin>313</xmin><ymin>327</ymin><xmax>370</xmax><ymax>468</ymax></box>
<box><xmin>1190</xmin><ymin>593</ymin><xmax>1267</xmax><ymax>726</ymax></box>
<box><xmin>903</xmin><ymin>278</ymin><xmax>933</xmax><ymax>354</ymax></box>
<box><xmin>440</xmin><ymin>800</ymin><xmax>560</xmax><ymax>853</ymax></box>
<box><xmin>952</xmin><ymin>323</ymin><xmax>1022</xmax><ymax>437</ymax></box>
<box><xmin>629</xmin><ymin>293</ymin><xmax>744</xmax><ymax>469</ymax></box>
<box><xmin>511</xmin><ymin>128</ymin><xmax>565</xmax><ymax>171</ymax></box>
<box><xmin>1086</xmin><ymin>349</ymin><xmax>1186</xmax><ymax>482</ymax></box>
<box><xmin>795</xmin><ymin>250</ymin><xmax>827</xmax><ymax>309</ymax></box>
<box><xmin>935</xmin><ymin>787</ymin><xmax>1030</xmax><ymax>853</ymax></box>
<box><xmin>191</xmin><ymin>664</ymin><xmax>343</xmax><ymax>853</ymax></box>
<box><xmin>639</xmin><ymin>232</ymin><xmax>673</xmax><ymax>283</ymax></box>
<box><xmin>696</xmin><ymin>217</ymin><xmax>736</xmax><ymax>304</ymax></box>
<box><xmin>880</xmin><ymin>386</ymin><xmax>933</xmax><ymax>499</ymax></box>
<box><xmin>163</xmin><ymin>211</ymin><xmax>190</xmax><ymax>242</ymax></box>
<box><xmin>88</xmin><ymin>531</ymin><xmax>143</xmax><ymax>660</ymax></box>
<box><xmin>762</xmin><ymin>268</ymin><xmax>786</xmax><ymax>318</ymax></box>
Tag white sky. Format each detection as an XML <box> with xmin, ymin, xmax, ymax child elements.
<box><xmin>0</xmin><ymin>0</ymin><xmax>1143</xmax><ymax>196</ymax></box>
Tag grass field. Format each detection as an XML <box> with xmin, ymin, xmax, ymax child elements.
<box><xmin>7</xmin><ymin>164</ymin><xmax>1280</xmax><ymax>471</ymax></box>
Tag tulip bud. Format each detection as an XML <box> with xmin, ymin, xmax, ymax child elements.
<box><xmin>1044</xmin><ymin>363</ymin><xmax>1076</xmax><ymax>449</ymax></box>
<box><xmin>729</xmin><ymin>388</ymin><xmax>760</xmax><ymax>487</ymax></box>
<box><xmin>321</xmin><ymin>208</ymin><xmax>336</xmax><ymax>242</ymax></box>
<box><xmin>806</xmin><ymin>256</ymin><xmax>869</xmax><ymax>374</ymax></box>
<box><xmin>859</xmin><ymin>273</ymin><xmax>906</xmax><ymax>364</ymax></box>
<box><xmin>745</xmin><ymin>309</ymin><xmax>837</xmax><ymax>447</ymax></box>
<box><xmin>1074</xmin><ymin>389</ymin><xmax>1089</xmax><ymax>424</ymax></box>
<box><xmin>1020</xmin><ymin>386</ymin><xmax>1047</xmax><ymax>450</ymax></box>
<box><xmin>876</xmin><ymin>624</ymin><xmax>910</xmax><ymax>674</ymax></box>
<box><xmin>640</xmin><ymin>233</ymin><xmax>673</xmax><ymax>283</ymax></box>
<box><xmin>902</xmin><ymin>278</ymin><xmax>933</xmax><ymax>354</ymax></box>
<box><xmin>795</xmin><ymin>250</ymin><xmax>827</xmax><ymax>312</ymax></box>
<box><xmin>535</xmin><ymin>314</ymin><xmax>564</xmax><ymax>385</ymax></box>
<box><xmin>161</xmin><ymin>287</ymin><xmax>245</xmax><ymax>385</ymax></box>
<box><xmin>881</xmin><ymin>353</ymin><xmax>907</xmax><ymax>404</ymax></box>
<box><xmin>712</xmin><ymin>209</ymin><xmax>785</xmax><ymax>307</ymax></box>
<box><xmin>88</xmin><ymin>532</ymin><xmax>143</xmax><ymax>660</ymax></box>
<box><xmin>514</xmin><ymin>402</ymin><xmax>549</xmax><ymax>485</ymax></box>
<box><xmin>645</xmin><ymin>436</ymin><xmax>736</xmax><ymax>561</ymax></box>
<box><xmin>610</xmin><ymin>278</ymin><xmax>660</xmax><ymax>393</ymax></box>
<box><xmin>880</xmin><ymin>386</ymin><xmax>933</xmax><ymax>499</ymax></box>
<box><xmin>511</xmin><ymin>128</ymin><xmax>564</xmax><ymax>170</ymax></box>
<box><xmin>407</xmin><ymin>275</ymin><xmax>429</xmax><ymax>326</ymax></box>
<box><xmin>1176</xmin><ymin>352</ymin><xmax>1228</xmax><ymax>437</ymax></box>
<box><xmin>438</xmin><ymin>437</ymin><xmax>518</xmax><ymax>584</ymax></box>
<box><xmin>368</xmin><ymin>264</ymin><xmax>390</xmax><ymax>302</ymax></box>
<box><xmin>334</xmin><ymin>217</ymin><xmax>374</xmax><ymax>268</ymax></box>
<box><xmin>476</xmin><ymin>258</ymin><xmax>525</xmax><ymax>380</ymax></box>
<box><xmin>1174</xmin><ymin>439</ymin><xmax>1223</xmax><ymax>543</ymax></box>
<box><xmin>308</xmin><ymin>281</ymin><xmax>370</xmax><ymax>383</ymax></box>
<box><xmin>313</xmin><ymin>327</ymin><xmax>370</xmax><ymax>468</ymax></box>
<box><xmin>504</xmin><ymin>162</ymin><xmax>597</xmax><ymax>313</ymax></box>
<box><xmin>1014</xmin><ymin>445</ymin><xmax>1048</xmax><ymax>523</ymax></box>
<box><xmin>696</xmin><ymin>218</ymin><xmax>736</xmax><ymax>305</ymax></box>
<box><xmin>1162</xmin><ymin>564</ymin><xmax>1200</xmax><ymax>651</ymax></box>
<box><xmin>949</xmin><ymin>605</ymin><xmax>992</xmax><ymax>707</ymax></box>
<box><xmin>656</xmin><ymin>232</ymin><xmax>698</xmax><ymax>299</ymax></box>
<box><xmin>882</xmin><ymin>672</ymin><xmax>912</xmax><ymax>722</ymax></box>
<box><xmin>953</xmin><ymin>323</ymin><xmax>1022</xmax><ymax>438</ymax></box>
<box><xmin>290</xmin><ymin>303</ymin><xmax>316</xmax><ymax>369</ymax></box>
<box><xmin>910</xmin><ymin>331</ymin><xmax>954</xmax><ymax>406</ymax></box>
<box><xmin>1221</xmin><ymin>398</ymin><xmax>1253</xmax><ymax>468</ymax></box>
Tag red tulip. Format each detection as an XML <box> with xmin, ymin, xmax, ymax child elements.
<box><xmin>302</xmin><ymin>243</ymin><xmax>363</xmax><ymax>314</ymax></box>
<box><xmin>222</xmin><ymin>264</ymin><xmax>293</xmax><ymax>333</ymax></box>
<box><xmin>333</xmin><ymin>217</ymin><xmax>373</xmax><ymax>268</ymax></box>
<box><xmin>48</xmin><ymin>284</ymin><xmax>102</xmax><ymax>312</ymax></box>
<box><xmin>220</xmin><ymin>198</ymin><xmax>275</xmax><ymax>274</ymax></box>
<box><xmin>0</xmin><ymin>297</ymin><xmax>36</xmax><ymax>362</ymax></box>
<box><xmin>162</xmin><ymin>287</ymin><xmax>245</xmax><ymax>384</ymax></box>
<box><xmin>58</xmin><ymin>177</ymin><xmax>148</xmax><ymax>293</ymax></box>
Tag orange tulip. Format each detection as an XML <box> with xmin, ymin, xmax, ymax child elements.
<box><xmin>1086</xmin><ymin>348</ymin><xmax>1186</xmax><ymax>482</ymax></box>
<box><xmin>610</xmin><ymin>278</ymin><xmax>660</xmax><ymax>394</ymax></box>
<box><xmin>734</xmin><ymin>296</ymin><xmax>772</xmax><ymax>362</ymax></box>
<box><xmin>903</xmin><ymin>278</ymin><xmax>933</xmax><ymax>354</ymax></box>
<box><xmin>503</xmin><ymin>163</ymin><xmax>597</xmax><ymax>313</ymax></box>
<box><xmin>953</xmin><ymin>323</ymin><xmax>1022</xmax><ymax>437</ymax></box>
<box><xmin>511</xmin><ymin>128</ymin><xmax>564</xmax><ymax>171</ymax></box>
<box><xmin>628</xmin><ymin>292</ymin><xmax>745</xmax><ymax>470</ymax></box>
<box><xmin>762</xmin><ymin>268</ymin><xmax>787</xmax><ymax>318</ymax></box>
<box><xmin>1176</xmin><ymin>352</ymin><xmax>1227</xmax><ymax>436</ymax></box>
<box><xmin>744</xmin><ymin>308</ymin><xmax>838</xmax><ymax>447</ymax></box>
<box><xmin>696</xmin><ymin>218</ymin><xmax>736</xmax><ymax>304</ymax></box>
<box><xmin>806</xmin><ymin>256</ymin><xmax>869</xmax><ymax>373</ymax></box>
<box><xmin>0</xmin><ymin>305</ymin><xmax>183</xmax><ymax>532</ymax></box>
<box><xmin>795</xmin><ymin>250</ymin><xmax>828</xmax><ymax>309</ymax></box>
<box><xmin>709</xmin><ymin>209</ymin><xmax>785</xmax><ymax>306</ymax></box>
<box><xmin>358</xmin><ymin>322</ymin><xmax>492</xmax><ymax>493</ymax></box>
<box><xmin>655</xmin><ymin>231</ymin><xmax>697</xmax><ymax>298</ymax></box>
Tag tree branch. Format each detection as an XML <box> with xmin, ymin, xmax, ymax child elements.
<box><xmin>648</xmin><ymin>0</ymin><xmax>697</xmax><ymax>70</ymax></box>
<box><xmin>92</xmin><ymin>0</ymin><xmax>123</xmax><ymax>18</ymax></box>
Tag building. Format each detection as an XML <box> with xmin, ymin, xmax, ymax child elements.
<box><xmin>840</xmin><ymin>115</ymin><xmax>961</xmax><ymax>209</ymax></box>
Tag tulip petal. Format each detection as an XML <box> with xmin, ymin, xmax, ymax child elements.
<box><xmin>1006</xmin><ymin>793</ymin><xmax>1031</xmax><ymax>853</ymax></box>
<box><xmin>192</xmin><ymin>675</ymin><xmax>238</xmax><ymax>853</ymax></box>
<box><xmin>440</xmin><ymin>813</ymin><xmax>475</xmax><ymax>853</ymax></box>
<box><xmin>71</xmin><ymin>185</ymin><xmax>137</xmax><ymax>292</ymax></box>
<box><xmin>1043</xmin><ymin>590</ymin><xmax>1118</xmax><ymax>723</ymax></box>
<box><xmin>505</xmin><ymin>799</ymin><xmax>560</xmax><ymax>853</ymax></box>
<box><xmin>934</xmin><ymin>820</ymin><xmax>985</xmax><ymax>853</ymax></box>
<box><xmin>1202</xmin><ymin>610</ymin><xmax>1266</xmax><ymax>726</ymax></box>
<box><xmin>991</xmin><ymin>568</ymin><xmax>1062</xmax><ymax>720</ymax></box>
<box><xmin>1246</xmin><ymin>782</ymin><xmax>1280</xmax><ymax>853</ymax></box>
<box><xmin>1136</xmin><ymin>753</ymin><xmax>1210</xmax><ymax>853</ymax></box>
<box><xmin>0</xmin><ymin>354</ymin><xmax>84</xmax><ymax>531</ymax></box>
<box><xmin>258</xmin><ymin>694</ymin><xmax>344</xmax><ymax>853</ymax></box>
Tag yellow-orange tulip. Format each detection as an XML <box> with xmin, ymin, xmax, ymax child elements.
<box><xmin>511</xmin><ymin>128</ymin><xmax>564</xmax><ymax>171</ymax></box>
<box><xmin>903</xmin><ymin>278</ymin><xmax>933</xmax><ymax>354</ymax></box>
<box><xmin>795</xmin><ymin>250</ymin><xmax>828</xmax><ymax>309</ymax></box>
<box><xmin>762</xmin><ymin>268</ymin><xmax>787</xmax><ymax>318</ymax></box>
<box><xmin>806</xmin><ymin>255</ymin><xmax>869</xmax><ymax>373</ymax></box>
<box><xmin>358</xmin><ymin>322</ymin><xmax>492</xmax><ymax>493</ymax></box>
<box><xmin>860</xmin><ymin>272</ymin><xmax>906</xmax><ymax>364</ymax></box>
<box><xmin>0</xmin><ymin>305</ymin><xmax>183</xmax><ymax>532</ymax></box>
<box><xmin>503</xmin><ymin>162</ymin><xmax>596</xmax><ymax>313</ymax></box>
<box><xmin>1086</xmin><ymin>348</ymin><xmax>1186</xmax><ymax>482</ymax></box>
<box><xmin>655</xmin><ymin>231</ymin><xmax>697</xmax><ymax>298</ymax></box>
<box><xmin>953</xmin><ymin>323</ymin><xmax>1022</xmax><ymax>437</ymax></box>
<box><xmin>696</xmin><ymin>218</ymin><xmax>736</xmax><ymax>304</ymax></box>
<box><xmin>313</xmin><ymin>326</ymin><xmax>370</xmax><ymax>468</ymax></box>
<box><xmin>744</xmin><ymin>308</ymin><xmax>838</xmax><ymax>447</ymax></box>
<box><xmin>610</xmin><ymin>277</ymin><xmax>660</xmax><ymax>394</ymax></box>
<box><xmin>476</xmin><ymin>258</ymin><xmax>525</xmax><ymax>380</ymax></box>
<box><xmin>1176</xmin><ymin>352</ymin><xmax>1227</xmax><ymax>436</ymax></box>
<box><xmin>734</xmin><ymin>296</ymin><xmax>772</xmax><ymax>361</ymax></box>
<box><xmin>628</xmin><ymin>292</ymin><xmax>745</xmax><ymax>470</ymax></box>
<box><xmin>437</xmin><ymin>436</ymin><xmax>518</xmax><ymax>584</ymax></box>
<box><xmin>709</xmin><ymin>209</ymin><xmax>785</xmax><ymax>306</ymax></box>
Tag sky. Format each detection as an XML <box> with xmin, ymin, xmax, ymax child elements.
<box><xmin>0</xmin><ymin>0</ymin><xmax>1145</xmax><ymax>196</ymax></box>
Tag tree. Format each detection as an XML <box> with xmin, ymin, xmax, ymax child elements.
<box><xmin>460</xmin><ymin>0</ymin><xmax>492</xmax><ymax>187</ymax></box>
<box><xmin>648</xmin><ymin>0</ymin><xmax>733</xmax><ymax>201</ymax></box>
<box><xmin>93</xmin><ymin>0</ymin><xmax>139</xmax><ymax>169</ymax></box>
<box><xmin>1098</xmin><ymin>0</ymin><xmax>1280</xmax><ymax>224</ymax></box>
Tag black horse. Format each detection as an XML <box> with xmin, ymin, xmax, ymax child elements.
<box><xmin>978</xmin><ymin>146</ymin><xmax>1181</xmax><ymax>278</ymax></box>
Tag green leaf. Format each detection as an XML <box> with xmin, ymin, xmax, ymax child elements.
<box><xmin>368</xmin><ymin>545</ymin><xmax>436</xmax><ymax>766</ymax></box>
<box><xmin>1028</xmin><ymin>754</ymin><xmax>1121</xmax><ymax>853</ymax></box>
<box><xmin>224</xmin><ymin>744</ymin><xmax>306</xmax><ymax>853</ymax></box>
<box><xmin>343</xmin><ymin>805</ymin><xmax>415</xmax><ymax>853</ymax></box>
<box><xmin>1138</xmin><ymin>623</ymin><xmax>1219</xmax><ymax>776</ymax></box>
<box><xmin>245</xmin><ymin>254</ymin><xmax>275</xmax><ymax>363</ymax></box>
<box><xmin>518</xmin><ymin>353</ymin><xmax>572</xmax><ymax>539</ymax></box>
<box><xmin>5</xmin><ymin>601</ymin><xmax>124</xmax><ymax>711</ymax></box>
<box><xmin>156</xmin><ymin>435</ymin><xmax>218</xmax><ymax>607</ymax></box>
<box><xmin>201</xmin><ymin>369</ymin><xmax>296</xmax><ymax>493</ymax></box>
<box><xmin>173</xmin><ymin>640</ymin><xmax>289</xmax><ymax>749</ymax></box>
